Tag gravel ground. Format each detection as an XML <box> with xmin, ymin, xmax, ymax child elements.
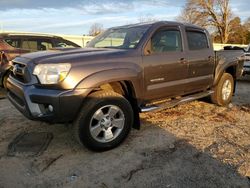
<box><xmin>0</xmin><ymin>78</ymin><xmax>249</xmax><ymax>188</ymax></box>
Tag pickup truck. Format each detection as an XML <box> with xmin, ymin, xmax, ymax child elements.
<box><xmin>6</xmin><ymin>21</ymin><xmax>244</xmax><ymax>151</ymax></box>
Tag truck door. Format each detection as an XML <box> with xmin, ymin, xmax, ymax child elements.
<box><xmin>142</xmin><ymin>27</ymin><xmax>188</xmax><ymax>101</ymax></box>
<box><xmin>184</xmin><ymin>29</ymin><xmax>215</xmax><ymax>93</ymax></box>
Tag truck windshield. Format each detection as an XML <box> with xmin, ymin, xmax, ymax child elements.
<box><xmin>87</xmin><ymin>25</ymin><xmax>150</xmax><ymax>49</ymax></box>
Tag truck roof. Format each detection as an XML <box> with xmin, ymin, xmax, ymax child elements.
<box><xmin>110</xmin><ymin>21</ymin><xmax>205</xmax><ymax>31</ymax></box>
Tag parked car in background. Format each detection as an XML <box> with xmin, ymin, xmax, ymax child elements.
<box><xmin>245</xmin><ymin>44</ymin><xmax>250</xmax><ymax>59</ymax></box>
<box><xmin>0</xmin><ymin>33</ymin><xmax>81</xmax><ymax>88</ymax></box>
<box><xmin>243</xmin><ymin>44</ymin><xmax>250</xmax><ymax>75</ymax></box>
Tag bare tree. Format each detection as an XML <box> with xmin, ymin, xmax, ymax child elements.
<box><xmin>177</xmin><ymin>0</ymin><xmax>234</xmax><ymax>43</ymax></box>
<box><xmin>89</xmin><ymin>23</ymin><xmax>104</xmax><ymax>36</ymax></box>
<box><xmin>244</xmin><ymin>17</ymin><xmax>250</xmax><ymax>44</ymax></box>
<box><xmin>177</xmin><ymin>0</ymin><xmax>208</xmax><ymax>27</ymax></box>
<box><xmin>244</xmin><ymin>17</ymin><xmax>250</xmax><ymax>31</ymax></box>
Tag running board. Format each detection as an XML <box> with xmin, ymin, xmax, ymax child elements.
<box><xmin>140</xmin><ymin>90</ymin><xmax>214</xmax><ymax>113</ymax></box>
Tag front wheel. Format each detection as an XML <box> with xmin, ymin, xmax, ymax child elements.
<box><xmin>72</xmin><ymin>90</ymin><xmax>134</xmax><ymax>151</ymax></box>
<box><xmin>211</xmin><ymin>73</ymin><xmax>234</xmax><ymax>106</ymax></box>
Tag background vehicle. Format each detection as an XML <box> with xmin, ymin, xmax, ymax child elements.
<box><xmin>0</xmin><ymin>32</ymin><xmax>80</xmax><ymax>88</ymax></box>
<box><xmin>243</xmin><ymin>44</ymin><xmax>250</xmax><ymax>75</ymax></box>
<box><xmin>244</xmin><ymin>44</ymin><xmax>250</xmax><ymax>60</ymax></box>
<box><xmin>7</xmin><ymin>21</ymin><xmax>244</xmax><ymax>151</ymax></box>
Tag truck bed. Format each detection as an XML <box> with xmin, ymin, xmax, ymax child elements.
<box><xmin>215</xmin><ymin>50</ymin><xmax>244</xmax><ymax>79</ymax></box>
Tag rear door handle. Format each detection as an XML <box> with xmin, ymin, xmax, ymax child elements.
<box><xmin>179</xmin><ymin>58</ymin><xmax>188</xmax><ymax>64</ymax></box>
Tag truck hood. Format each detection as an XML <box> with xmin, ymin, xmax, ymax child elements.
<box><xmin>19</xmin><ymin>47</ymin><xmax>133</xmax><ymax>64</ymax></box>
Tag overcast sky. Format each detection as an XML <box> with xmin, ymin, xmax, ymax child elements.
<box><xmin>0</xmin><ymin>0</ymin><xmax>249</xmax><ymax>35</ymax></box>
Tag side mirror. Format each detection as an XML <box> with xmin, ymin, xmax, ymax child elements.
<box><xmin>145</xmin><ymin>50</ymin><xmax>152</xmax><ymax>55</ymax></box>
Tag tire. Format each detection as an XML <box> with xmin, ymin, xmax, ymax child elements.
<box><xmin>72</xmin><ymin>90</ymin><xmax>134</xmax><ymax>151</ymax></box>
<box><xmin>211</xmin><ymin>73</ymin><xmax>234</xmax><ymax>106</ymax></box>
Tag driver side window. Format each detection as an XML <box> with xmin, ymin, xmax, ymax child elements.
<box><xmin>151</xmin><ymin>29</ymin><xmax>182</xmax><ymax>53</ymax></box>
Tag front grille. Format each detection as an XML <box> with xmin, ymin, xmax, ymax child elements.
<box><xmin>11</xmin><ymin>61</ymin><xmax>31</xmax><ymax>83</ymax></box>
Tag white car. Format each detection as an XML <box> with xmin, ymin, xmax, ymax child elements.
<box><xmin>243</xmin><ymin>45</ymin><xmax>250</xmax><ymax>75</ymax></box>
<box><xmin>245</xmin><ymin>45</ymin><xmax>250</xmax><ymax>60</ymax></box>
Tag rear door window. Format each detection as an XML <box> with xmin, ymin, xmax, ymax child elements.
<box><xmin>186</xmin><ymin>30</ymin><xmax>209</xmax><ymax>50</ymax></box>
<box><xmin>22</xmin><ymin>38</ymin><xmax>37</xmax><ymax>52</ymax></box>
<box><xmin>21</xmin><ymin>38</ymin><xmax>53</xmax><ymax>51</ymax></box>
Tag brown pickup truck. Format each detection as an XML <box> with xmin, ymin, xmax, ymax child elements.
<box><xmin>7</xmin><ymin>21</ymin><xmax>244</xmax><ymax>151</ymax></box>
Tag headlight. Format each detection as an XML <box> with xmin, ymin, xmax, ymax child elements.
<box><xmin>33</xmin><ymin>63</ymin><xmax>71</xmax><ymax>84</ymax></box>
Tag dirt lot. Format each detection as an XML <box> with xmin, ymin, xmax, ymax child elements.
<box><xmin>0</xmin><ymin>78</ymin><xmax>250</xmax><ymax>188</ymax></box>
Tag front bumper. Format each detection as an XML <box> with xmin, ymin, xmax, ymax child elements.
<box><xmin>7</xmin><ymin>75</ymin><xmax>90</xmax><ymax>123</ymax></box>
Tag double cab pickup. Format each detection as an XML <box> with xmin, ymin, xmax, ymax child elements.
<box><xmin>7</xmin><ymin>21</ymin><xmax>244</xmax><ymax>151</ymax></box>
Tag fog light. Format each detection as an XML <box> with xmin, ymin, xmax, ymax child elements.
<box><xmin>48</xmin><ymin>105</ymin><xmax>54</xmax><ymax>112</ymax></box>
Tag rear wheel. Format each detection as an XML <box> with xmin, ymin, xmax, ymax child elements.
<box><xmin>72</xmin><ymin>90</ymin><xmax>134</xmax><ymax>151</ymax></box>
<box><xmin>211</xmin><ymin>73</ymin><xmax>234</xmax><ymax>106</ymax></box>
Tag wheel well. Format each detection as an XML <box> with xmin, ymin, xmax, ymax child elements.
<box><xmin>97</xmin><ymin>81</ymin><xmax>140</xmax><ymax>129</ymax></box>
<box><xmin>98</xmin><ymin>81</ymin><xmax>136</xmax><ymax>99</ymax></box>
<box><xmin>225</xmin><ymin>66</ymin><xmax>236</xmax><ymax>79</ymax></box>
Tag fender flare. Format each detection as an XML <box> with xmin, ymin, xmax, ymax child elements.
<box><xmin>213</xmin><ymin>63</ymin><xmax>237</xmax><ymax>86</ymax></box>
<box><xmin>76</xmin><ymin>68</ymin><xmax>142</xmax><ymax>98</ymax></box>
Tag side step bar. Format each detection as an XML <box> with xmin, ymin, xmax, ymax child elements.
<box><xmin>140</xmin><ymin>90</ymin><xmax>214</xmax><ymax>113</ymax></box>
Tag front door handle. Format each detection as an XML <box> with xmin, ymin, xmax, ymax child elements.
<box><xmin>179</xmin><ymin>58</ymin><xmax>188</xmax><ymax>64</ymax></box>
<box><xmin>208</xmin><ymin>56</ymin><xmax>214</xmax><ymax>62</ymax></box>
